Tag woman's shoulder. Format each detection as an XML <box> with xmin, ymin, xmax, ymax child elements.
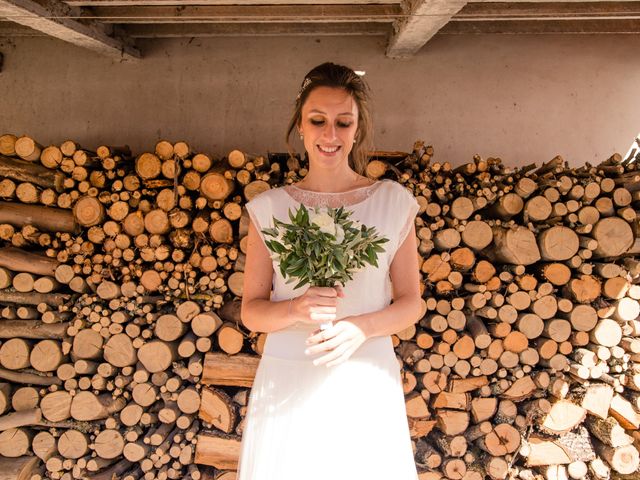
<box><xmin>377</xmin><ymin>179</ymin><xmax>415</xmax><ymax>201</ymax></box>
<box><xmin>246</xmin><ymin>186</ymin><xmax>285</xmax><ymax>207</ymax></box>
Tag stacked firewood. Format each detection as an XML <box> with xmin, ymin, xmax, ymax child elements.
<box><xmin>2</xmin><ymin>131</ymin><xmax>640</xmax><ymax>480</ymax></box>
<box><xmin>196</xmin><ymin>143</ymin><xmax>640</xmax><ymax>480</ymax></box>
<box><xmin>0</xmin><ymin>134</ymin><xmax>294</xmax><ymax>479</ymax></box>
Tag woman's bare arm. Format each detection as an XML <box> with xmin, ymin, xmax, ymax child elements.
<box><xmin>241</xmin><ymin>216</ymin><xmax>343</xmax><ymax>332</ymax></box>
<box><xmin>240</xmin><ymin>216</ymin><xmax>299</xmax><ymax>333</ymax></box>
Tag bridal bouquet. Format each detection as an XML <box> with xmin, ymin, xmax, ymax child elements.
<box><xmin>261</xmin><ymin>205</ymin><xmax>389</xmax><ymax>328</ymax></box>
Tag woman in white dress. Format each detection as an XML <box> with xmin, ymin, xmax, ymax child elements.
<box><xmin>239</xmin><ymin>62</ymin><xmax>422</xmax><ymax>480</ymax></box>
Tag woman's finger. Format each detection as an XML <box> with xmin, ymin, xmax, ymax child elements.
<box><xmin>306</xmin><ymin>324</ymin><xmax>339</xmax><ymax>345</ymax></box>
<box><xmin>314</xmin><ymin>342</ymin><xmax>352</xmax><ymax>367</ymax></box>
<box><xmin>305</xmin><ymin>331</ymin><xmax>348</xmax><ymax>355</ymax></box>
<box><xmin>309</xmin><ymin>312</ymin><xmax>336</xmax><ymax>323</ymax></box>
<box><xmin>309</xmin><ymin>306</ymin><xmax>336</xmax><ymax>314</ymax></box>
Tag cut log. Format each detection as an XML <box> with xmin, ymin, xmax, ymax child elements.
<box><xmin>538</xmin><ymin>226</ymin><xmax>580</xmax><ymax>261</ymax></box>
<box><xmin>202</xmin><ymin>353</ymin><xmax>259</xmax><ymax>387</ymax></box>
<box><xmin>194</xmin><ymin>432</ymin><xmax>241</xmax><ymax>470</ymax></box>
<box><xmin>0</xmin><ymin>201</ymin><xmax>77</xmax><ymax>233</ymax></box>
<box><xmin>488</xmin><ymin>226</ymin><xmax>541</xmax><ymax>265</ymax></box>
<box><xmin>540</xmin><ymin>400</ymin><xmax>586</xmax><ymax>435</ymax></box>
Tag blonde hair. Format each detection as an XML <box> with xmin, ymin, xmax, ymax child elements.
<box><xmin>285</xmin><ymin>62</ymin><xmax>374</xmax><ymax>175</ymax></box>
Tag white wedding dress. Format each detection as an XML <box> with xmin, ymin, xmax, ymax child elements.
<box><xmin>238</xmin><ymin>178</ymin><xmax>420</xmax><ymax>480</ymax></box>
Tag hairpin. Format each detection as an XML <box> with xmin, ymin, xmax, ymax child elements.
<box><xmin>296</xmin><ymin>77</ymin><xmax>312</xmax><ymax>101</ymax></box>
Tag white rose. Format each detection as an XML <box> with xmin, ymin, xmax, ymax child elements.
<box><xmin>309</xmin><ymin>210</ymin><xmax>336</xmax><ymax>237</ymax></box>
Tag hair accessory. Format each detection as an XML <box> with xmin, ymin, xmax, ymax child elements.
<box><xmin>296</xmin><ymin>77</ymin><xmax>312</xmax><ymax>101</ymax></box>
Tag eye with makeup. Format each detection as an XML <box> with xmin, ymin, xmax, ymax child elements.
<box><xmin>309</xmin><ymin>118</ymin><xmax>353</xmax><ymax>128</ymax></box>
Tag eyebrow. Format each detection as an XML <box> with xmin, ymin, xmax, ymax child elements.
<box><xmin>308</xmin><ymin>109</ymin><xmax>355</xmax><ymax>116</ymax></box>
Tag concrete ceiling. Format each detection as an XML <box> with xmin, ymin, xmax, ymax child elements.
<box><xmin>0</xmin><ymin>1</ymin><xmax>639</xmax><ymax>61</ymax></box>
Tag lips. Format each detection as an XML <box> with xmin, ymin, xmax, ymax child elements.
<box><xmin>317</xmin><ymin>145</ymin><xmax>341</xmax><ymax>154</ymax></box>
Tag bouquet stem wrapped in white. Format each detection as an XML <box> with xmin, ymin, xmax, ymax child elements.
<box><xmin>262</xmin><ymin>204</ymin><xmax>389</xmax><ymax>330</ymax></box>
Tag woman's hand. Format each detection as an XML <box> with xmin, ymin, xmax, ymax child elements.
<box><xmin>291</xmin><ymin>285</ymin><xmax>344</xmax><ymax>324</ymax></box>
<box><xmin>304</xmin><ymin>317</ymin><xmax>368</xmax><ymax>367</ymax></box>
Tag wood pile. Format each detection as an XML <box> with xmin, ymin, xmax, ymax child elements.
<box><xmin>1</xmin><ymin>131</ymin><xmax>640</xmax><ymax>480</ymax></box>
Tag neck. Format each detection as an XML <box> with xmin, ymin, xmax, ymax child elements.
<box><xmin>299</xmin><ymin>167</ymin><xmax>362</xmax><ymax>193</ymax></box>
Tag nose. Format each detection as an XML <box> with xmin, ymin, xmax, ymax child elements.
<box><xmin>322</xmin><ymin>122</ymin><xmax>337</xmax><ymax>141</ymax></box>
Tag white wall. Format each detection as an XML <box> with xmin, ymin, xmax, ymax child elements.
<box><xmin>1</xmin><ymin>34</ymin><xmax>639</xmax><ymax>167</ymax></box>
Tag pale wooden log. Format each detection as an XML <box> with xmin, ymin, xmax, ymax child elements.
<box><xmin>0</xmin><ymin>267</ymin><xmax>11</xmax><ymax>289</ymax></box>
<box><xmin>91</xmin><ymin>458</ymin><xmax>133</xmax><ymax>480</ymax></box>
<box><xmin>0</xmin><ymin>367</ymin><xmax>60</xmax><ymax>386</ymax></box>
<box><xmin>103</xmin><ymin>333</ymin><xmax>137</xmax><ymax>367</ymax></box>
<box><xmin>214</xmin><ymin>322</ymin><xmax>243</xmax><ymax>356</ymax></box>
<box><xmin>0</xmin><ymin>134</ymin><xmax>17</xmax><ymax>156</ymax></box>
<box><xmin>0</xmin><ymin>407</ymin><xmax>41</xmax><ymax>431</ymax></box>
<box><xmin>592</xmin><ymin>217</ymin><xmax>634</xmax><ymax>258</ymax></box>
<box><xmin>57</xmin><ymin>429</ymin><xmax>89</xmax><ymax>460</ymax></box>
<box><xmin>40</xmin><ymin>391</ymin><xmax>72</xmax><ymax>422</ymax></box>
<box><xmin>585</xmin><ymin>416</ymin><xmax>632</xmax><ymax>448</ymax></box>
<box><xmin>194</xmin><ymin>433</ymin><xmax>241</xmax><ymax>470</ymax></box>
<box><xmin>487</xmin><ymin>226</ymin><xmax>540</xmax><ymax>265</ymax></box>
<box><xmin>612</xmin><ymin>297</ymin><xmax>640</xmax><ymax>322</ymax></box>
<box><xmin>540</xmin><ymin>400</ymin><xmax>586</xmax><ymax>435</ymax></box>
<box><xmin>135</xmin><ymin>152</ymin><xmax>161</xmax><ymax>179</ymax></box>
<box><xmin>200</xmin><ymin>171</ymin><xmax>235</xmax><ymax>202</ymax></box>
<box><xmin>489</xmin><ymin>192</ymin><xmax>523</xmax><ymax>219</ymax></box>
<box><xmin>0</xmin><ymin>338</ymin><xmax>31</xmax><ymax>370</ymax></box>
<box><xmin>29</xmin><ymin>339</ymin><xmax>63</xmax><ymax>372</ymax></box>
<box><xmin>609</xmin><ymin>394</ymin><xmax>640</xmax><ymax>430</ymax></box>
<box><xmin>0</xmin><ymin>321</ymin><xmax>67</xmax><ymax>340</ymax></box>
<box><xmin>0</xmin><ymin>427</ymin><xmax>31</xmax><ymax>457</ymax></box>
<box><xmin>191</xmin><ymin>311</ymin><xmax>223</xmax><ymax>337</ymax></box>
<box><xmin>524</xmin><ymin>434</ymin><xmax>572</xmax><ymax>466</ymax></box>
<box><xmin>70</xmin><ymin>392</ymin><xmax>126</xmax><ymax>421</ymax></box>
<box><xmin>0</xmin><ymin>455</ymin><xmax>40</xmax><ymax>479</ymax></box>
<box><xmin>483</xmin><ymin>455</ymin><xmax>509</xmax><ymax>480</ymax></box>
<box><xmin>539</xmin><ymin>226</ymin><xmax>580</xmax><ymax>261</ymax></box>
<box><xmin>0</xmin><ymin>383</ymin><xmax>9</xmax><ymax>415</ymax></box>
<box><xmin>72</xmin><ymin>329</ymin><xmax>103</xmax><ymax>360</ymax></box>
<box><xmin>478</xmin><ymin>423</ymin><xmax>520</xmax><ymax>456</ymax></box>
<box><xmin>470</xmin><ymin>397</ymin><xmax>497</xmax><ymax>423</ymax></box>
<box><xmin>32</xmin><ymin>430</ymin><xmax>56</xmax><ymax>461</ymax></box>
<box><xmin>577</xmin><ymin>383</ymin><xmax>613</xmax><ymax>419</ymax></box>
<box><xmin>565</xmin><ymin>305</ymin><xmax>598</xmax><ymax>332</ymax></box>
<box><xmin>460</xmin><ymin>221</ymin><xmax>492</xmax><ymax>251</ymax></box>
<box><xmin>94</xmin><ymin>429</ymin><xmax>125</xmax><ymax>459</ymax></box>
<box><xmin>0</xmin><ymin>154</ymin><xmax>64</xmax><ymax>191</ymax></box>
<box><xmin>0</xmin><ymin>202</ymin><xmax>77</xmax><ymax>233</ymax></box>
<box><xmin>155</xmin><ymin>314</ymin><xmax>188</xmax><ymax>342</ymax></box>
<box><xmin>72</xmin><ymin>196</ymin><xmax>104</xmax><ymax>227</ymax></box>
<box><xmin>12</xmin><ymin>272</ymin><xmax>34</xmax><ymax>293</ymax></box>
<box><xmin>199</xmin><ymin>387</ymin><xmax>236</xmax><ymax>434</ymax></box>
<box><xmin>435</xmin><ymin>410</ymin><xmax>469</xmax><ymax>436</ymax></box>
<box><xmin>137</xmin><ymin>340</ymin><xmax>178</xmax><ymax>373</ymax></box>
<box><xmin>0</xmin><ymin>247</ymin><xmax>58</xmax><ymax>277</ymax></box>
<box><xmin>594</xmin><ymin>442</ymin><xmax>639</xmax><ymax>475</ymax></box>
<box><xmin>590</xmin><ymin>319</ymin><xmax>623</xmax><ymax>348</ymax></box>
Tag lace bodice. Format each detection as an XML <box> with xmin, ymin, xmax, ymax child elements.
<box><xmin>281</xmin><ymin>180</ymin><xmax>386</xmax><ymax>209</ymax></box>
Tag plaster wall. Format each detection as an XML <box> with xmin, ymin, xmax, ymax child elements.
<box><xmin>1</xmin><ymin>34</ymin><xmax>639</xmax><ymax>167</ymax></box>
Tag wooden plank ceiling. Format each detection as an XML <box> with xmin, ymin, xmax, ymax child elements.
<box><xmin>0</xmin><ymin>1</ymin><xmax>639</xmax><ymax>60</ymax></box>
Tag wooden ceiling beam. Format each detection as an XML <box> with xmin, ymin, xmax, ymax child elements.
<box><xmin>66</xmin><ymin>0</ymin><xmax>397</xmax><ymax>6</ymax></box>
<box><xmin>123</xmin><ymin>21</ymin><xmax>390</xmax><ymax>37</ymax></box>
<box><xmin>457</xmin><ymin>2</ymin><xmax>640</xmax><ymax>20</ymax></box>
<box><xmin>386</xmin><ymin>0</ymin><xmax>468</xmax><ymax>58</ymax></box>
<box><xmin>84</xmin><ymin>4</ymin><xmax>401</xmax><ymax>23</ymax></box>
<box><xmin>441</xmin><ymin>17</ymin><xmax>640</xmax><ymax>32</ymax></box>
<box><xmin>0</xmin><ymin>0</ymin><xmax>140</xmax><ymax>59</ymax></box>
